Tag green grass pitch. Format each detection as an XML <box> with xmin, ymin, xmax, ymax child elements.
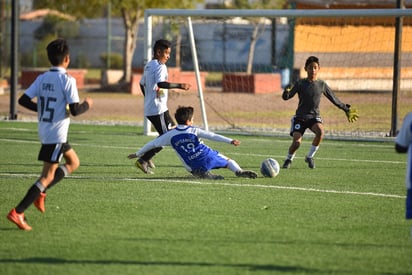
<box><xmin>0</xmin><ymin>121</ymin><xmax>411</xmax><ymax>274</ymax></box>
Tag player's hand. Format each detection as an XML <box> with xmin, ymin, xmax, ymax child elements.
<box><xmin>284</xmin><ymin>84</ymin><xmax>293</xmax><ymax>93</ymax></box>
<box><xmin>181</xmin><ymin>83</ymin><xmax>191</xmax><ymax>90</ymax></box>
<box><xmin>127</xmin><ymin>153</ymin><xmax>137</xmax><ymax>159</ymax></box>
<box><xmin>345</xmin><ymin>104</ymin><xmax>359</xmax><ymax>123</ymax></box>
<box><xmin>231</xmin><ymin>139</ymin><xmax>241</xmax><ymax>146</ymax></box>
<box><xmin>84</xmin><ymin>97</ymin><xmax>93</xmax><ymax>108</ymax></box>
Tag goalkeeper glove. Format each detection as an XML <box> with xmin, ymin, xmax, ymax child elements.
<box><xmin>284</xmin><ymin>84</ymin><xmax>293</xmax><ymax>93</ymax></box>
<box><xmin>345</xmin><ymin>104</ymin><xmax>359</xmax><ymax>123</ymax></box>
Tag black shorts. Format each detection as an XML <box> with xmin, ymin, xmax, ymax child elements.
<box><xmin>38</xmin><ymin>143</ymin><xmax>72</xmax><ymax>163</ymax></box>
<box><xmin>289</xmin><ymin>116</ymin><xmax>323</xmax><ymax>136</ymax></box>
<box><xmin>147</xmin><ymin>110</ymin><xmax>176</xmax><ymax>135</ymax></box>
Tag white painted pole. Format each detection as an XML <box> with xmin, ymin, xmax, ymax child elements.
<box><xmin>187</xmin><ymin>16</ymin><xmax>209</xmax><ymax>131</ymax></box>
<box><xmin>143</xmin><ymin>13</ymin><xmax>152</xmax><ymax>136</ymax></box>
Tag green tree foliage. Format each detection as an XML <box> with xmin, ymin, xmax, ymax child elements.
<box><xmin>33</xmin><ymin>0</ymin><xmax>199</xmax><ymax>86</ymax></box>
<box><xmin>34</xmin><ymin>15</ymin><xmax>79</xmax><ymax>40</ymax></box>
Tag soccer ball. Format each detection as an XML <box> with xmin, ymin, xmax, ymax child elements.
<box><xmin>260</xmin><ymin>158</ymin><xmax>280</xmax><ymax>178</ymax></box>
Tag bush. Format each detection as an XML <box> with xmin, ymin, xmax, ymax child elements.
<box><xmin>100</xmin><ymin>53</ymin><xmax>123</xmax><ymax>69</ymax></box>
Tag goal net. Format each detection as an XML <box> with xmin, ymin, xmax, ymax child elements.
<box><xmin>142</xmin><ymin>8</ymin><xmax>412</xmax><ymax>138</ymax></box>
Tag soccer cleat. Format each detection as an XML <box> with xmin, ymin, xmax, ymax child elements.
<box><xmin>7</xmin><ymin>208</ymin><xmax>32</xmax><ymax>231</ymax></box>
<box><xmin>147</xmin><ymin>159</ymin><xmax>156</xmax><ymax>169</ymax></box>
<box><xmin>236</xmin><ymin>170</ymin><xmax>258</xmax><ymax>179</ymax></box>
<box><xmin>192</xmin><ymin>170</ymin><xmax>224</xmax><ymax>180</ymax></box>
<box><xmin>282</xmin><ymin>159</ymin><xmax>292</xmax><ymax>169</ymax></box>
<box><xmin>135</xmin><ymin>158</ymin><xmax>153</xmax><ymax>174</ymax></box>
<box><xmin>305</xmin><ymin>156</ymin><xmax>315</xmax><ymax>169</ymax></box>
<box><xmin>34</xmin><ymin>192</ymin><xmax>46</xmax><ymax>213</ymax></box>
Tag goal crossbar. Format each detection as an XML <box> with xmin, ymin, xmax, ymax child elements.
<box><xmin>145</xmin><ymin>8</ymin><xmax>412</xmax><ymax>18</ymax></box>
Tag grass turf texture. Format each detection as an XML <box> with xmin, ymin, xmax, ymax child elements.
<box><xmin>0</xmin><ymin>121</ymin><xmax>411</xmax><ymax>274</ymax></box>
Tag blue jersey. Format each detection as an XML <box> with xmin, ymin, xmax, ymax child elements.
<box><xmin>135</xmin><ymin>125</ymin><xmax>233</xmax><ymax>172</ymax></box>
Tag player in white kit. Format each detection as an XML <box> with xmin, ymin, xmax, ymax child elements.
<box><xmin>137</xmin><ymin>39</ymin><xmax>191</xmax><ymax>174</ymax></box>
<box><xmin>7</xmin><ymin>38</ymin><xmax>93</xmax><ymax>230</ymax></box>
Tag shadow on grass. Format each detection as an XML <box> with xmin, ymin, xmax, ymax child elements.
<box><xmin>0</xmin><ymin>257</ymin><xmax>319</xmax><ymax>273</ymax></box>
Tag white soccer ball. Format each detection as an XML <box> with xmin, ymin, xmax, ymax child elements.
<box><xmin>260</xmin><ymin>158</ymin><xmax>280</xmax><ymax>178</ymax></box>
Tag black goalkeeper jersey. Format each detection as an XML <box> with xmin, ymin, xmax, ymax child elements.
<box><xmin>282</xmin><ymin>78</ymin><xmax>349</xmax><ymax>120</ymax></box>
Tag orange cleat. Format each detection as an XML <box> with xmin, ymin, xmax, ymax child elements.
<box><xmin>34</xmin><ymin>192</ymin><xmax>47</xmax><ymax>213</ymax></box>
<box><xmin>7</xmin><ymin>208</ymin><xmax>32</xmax><ymax>231</ymax></box>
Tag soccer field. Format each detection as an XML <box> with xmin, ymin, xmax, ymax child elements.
<box><xmin>0</xmin><ymin>121</ymin><xmax>411</xmax><ymax>274</ymax></box>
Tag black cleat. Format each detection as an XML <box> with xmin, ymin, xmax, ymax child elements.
<box><xmin>236</xmin><ymin>170</ymin><xmax>258</xmax><ymax>179</ymax></box>
<box><xmin>282</xmin><ymin>159</ymin><xmax>292</xmax><ymax>169</ymax></box>
<box><xmin>305</xmin><ymin>157</ymin><xmax>315</xmax><ymax>169</ymax></box>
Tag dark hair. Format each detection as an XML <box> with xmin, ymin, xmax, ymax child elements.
<box><xmin>46</xmin><ymin>38</ymin><xmax>69</xmax><ymax>66</ymax></box>
<box><xmin>175</xmin><ymin>106</ymin><xmax>194</xmax><ymax>124</ymax></box>
<box><xmin>305</xmin><ymin>56</ymin><xmax>319</xmax><ymax>68</ymax></box>
<box><xmin>153</xmin><ymin>39</ymin><xmax>172</xmax><ymax>54</ymax></box>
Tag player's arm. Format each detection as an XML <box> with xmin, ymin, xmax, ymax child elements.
<box><xmin>18</xmin><ymin>94</ymin><xmax>37</xmax><ymax>112</ymax></box>
<box><xmin>197</xmin><ymin>128</ymin><xmax>238</xmax><ymax>145</ymax></box>
<box><xmin>140</xmin><ymin>84</ymin><xmax>145</xmax><ymax>96</ymax></box>
<box><xmin>282</xmin><ymin>82</ymin><xmax>296</xmax><ymax>100</ymax></box>
<box><xmin>157</xmin><ymin>82</ymin><xmax>191</xmax><ymax>90</ymax></box>
<box><xmin>69</xmin><ymin>97</ymin><xmax>93</xmax><ymax>116</ymax></box>
<box><xmin>128</xmin><ymin>134</ymin><xmax>170</xmax><ymax>159</ymax></box>
<box><xmin>323</xmin><ymin>83</ymin><xmax>358</xmax><ymax>123</ymax></box>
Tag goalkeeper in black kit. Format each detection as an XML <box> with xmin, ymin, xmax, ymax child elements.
<box><xmin>281</xmin><ymin>56</ymin><xmax>358</xmax><ymax>169</ymax></box>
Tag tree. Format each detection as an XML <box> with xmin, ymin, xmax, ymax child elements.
<box><xmin>229</xmin><ymin>0</ymin><xmax>287</xmax><ymax>74</ymax></box>
<box><xmin>33</xmin><ymin>0</ymin><xmax>197</xmax><ymax>85</ymax></box>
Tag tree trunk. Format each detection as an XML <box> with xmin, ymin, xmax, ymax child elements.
<box><xmin>120</xmin><ymin>8</ymin><xmax>141</xmax><ymax>85</ymax></box>
<box><xmin>246</xmin><ymin>21</ymin><xmax>266</xmax><ymax>75</ymax></box>
<box><xmin>175</xmin><ymin>32</ymin><xmax>182</xmax><ymax>68</ymax></box>
<box><xmin>246</xmin><ymin>24</ymin><xmax>259</xmax><ymax>74</ymax></box>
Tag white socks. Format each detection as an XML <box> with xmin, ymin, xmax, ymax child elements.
<box><xmin>307</xmin><ymin>145</ymin><xmax>319</xmax><ymax>159</ymax></box>
<box><xmin>227</xmin><ymin>159</ymin><xmax>242</xmax><ymax>173</ymax></box>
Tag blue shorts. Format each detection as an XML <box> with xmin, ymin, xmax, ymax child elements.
<box><xmin>190</xmin><ymin>150</ymin><xmax>228</xmax><ymax>173</ymax></box>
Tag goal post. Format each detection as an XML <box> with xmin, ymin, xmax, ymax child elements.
<box><xmin>143</xmin><ymin>8</ymin><xmax>412</xmax><ymax>137</ymax></box>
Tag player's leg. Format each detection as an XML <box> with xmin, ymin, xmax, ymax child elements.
<box><xmin>45</xmin><ymin>144</ymin><xmax>77</xmax><ymax>191</ymax></box>
<box><xmin>282</xmin><ymin>117</ymin><xmax>304</xmax><ymax>169</ymax></box>
<box><xmin>8</xmin><ymin>144</ymin><xmax>65</xmax><ymax>229</ymax></box>
<box><xmin>7</xmin><ymin>161</ymin><xmax>58</xmax><ymax>230</ymax></box>
<box><xmin>33</xmin><ymin>144</ymin><xmax>75</xmax><ymax>213</ymax></box>
<box><xmin>283</xmin><ymin>132</ymin><xmax>303</xmax><ymax>169</ymax></box>
<box><xmin>218</xmin><ymin>153</ymin><xmax>258</xmax><ymax>179</ymax></box>
<box><xmin>406</xmin><ymin>188</ymin><xmax>412</xmax><ymax>219</ymax></box>
<box><xmin>305</xmin><ymin>120</ymin><xmax>324</xmax><ymax>169</ymax></box>
<box><xmin>136</xmin><ymin>112</ymin><xmax>173</xmax><ymax>173</ymax></box>
<box><xmin>191</xmin><ymin>152</ymin><xmax>226</xmax><ymax>180</ymax></box>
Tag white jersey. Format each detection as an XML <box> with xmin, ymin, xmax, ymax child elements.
<box><xmin>136</xmin><ymin>125</ymin><xmax>233</xmax><ymax>172</ymax></box>
<box><xmin>396</xmin><ymin>112</ymin><xmax>412</xmax><ymax>189</ymax></box>
<box><xmin>24</xmin><ymin>67</ymin><xmax>80</xmax><ymax>144</ymax></box>
<box><xmin>140</xmin><ymin>59</ymin><xmax>168</xmax><ymax>116</ymax></box>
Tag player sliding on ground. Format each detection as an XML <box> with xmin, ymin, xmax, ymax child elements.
<box><xmin>281</xmin><ymin>56</ymin><xmax>358</xmax><ymax>169</ymax></box>
<box><xmin>128</xmin><ymin>106</ymin><xmax>258</xmax><ymax>180</ymax></box>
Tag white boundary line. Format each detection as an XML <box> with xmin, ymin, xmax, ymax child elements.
<box><xmin>0</xmin><ymin>138</ymin><xmax>405</xmax><ymax>165</ymax></box>
<box><xmin>0</xmin><ymin>173</ymin><xmax>405</xmax><ymax>199</ymax></box>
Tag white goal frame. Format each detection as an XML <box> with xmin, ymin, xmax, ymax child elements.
<box><xmin>143</xmin><ymin>8</ymin><xmax>412</xmax><ymax>136</ymax></box>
